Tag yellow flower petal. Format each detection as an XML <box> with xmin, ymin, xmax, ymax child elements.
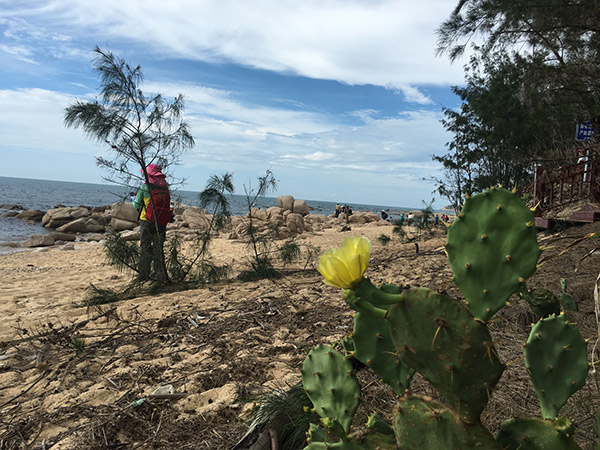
<box><xmin>317</xmin><ymin>236</ymin><xmax>371</xmax><ymax>289</ymax></box>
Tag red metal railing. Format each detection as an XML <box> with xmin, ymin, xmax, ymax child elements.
<box><xmin>533</xmin><ymin>156</ymin><xmax>599</xmax><ymax>215</ymax></box>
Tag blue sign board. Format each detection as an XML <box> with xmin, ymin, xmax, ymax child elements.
<box><xmin>576</xmin><ymin>121</ymin><xmax>594</xmax><ymax>141</ymax></box>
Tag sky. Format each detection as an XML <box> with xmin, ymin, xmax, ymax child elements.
<box><xmin>0</xmin><ymin>0</ymin><xmax>467</xmax><ymax>209</ymax></box>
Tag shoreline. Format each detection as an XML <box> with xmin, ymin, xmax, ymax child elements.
<box><xmin>1</xmin><ymin>201</ymin><xmax>446</xmax><ymax>254</ymax></box>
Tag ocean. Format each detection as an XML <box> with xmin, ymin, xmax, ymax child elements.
<box><xmin>0</xmin><ymin>176</ymin><xmax>420</xmax><ymax>243</ymax></box>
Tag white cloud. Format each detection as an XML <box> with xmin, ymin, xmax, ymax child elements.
<box><xmin>0</xmin><ymin>88</ymin><xmax>103</xmax><ymax>154</ymax></box>
<box><xmin>0</xmin><ymin>84</ymin><xmax>450</xmax><ymax>206</ymax></box>
<box><xmin>0</xmin><ymin>44</ymin><xmax>38</xmax><ymax>64</ymax></box>
<box><xmin>396</xmin><ymin>86</ymin><xmax>433</xmax><ymax>105</ymax></box>
<box><xmin>0</xmin><ymin>0</ymin><xmax>465</xmax><ymax>88</ymax></box>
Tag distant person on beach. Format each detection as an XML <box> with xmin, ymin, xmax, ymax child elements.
<box><xmin>132</xmin><ymin>163</ymin><xmax>171</xmax><ymax>281</ymax></box>
<box><xmin>380</xmin><ymin>210</ymin><xmax>388</xmax><ymax>221</ymax></box>
<box><xmin>435</xmin><ymin>214</ymin><xmax>439</xmax><ymax>226</ymax></box>
<box><xmin>334</xmin><ymin>203</ymin><xmax>341</xmax><ymax>218</ymax></box>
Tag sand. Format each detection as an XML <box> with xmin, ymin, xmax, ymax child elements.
<box><xmin>1</xmin><ymin>220</ymin><xmax>599</xmax><ymax>449</ymax></box>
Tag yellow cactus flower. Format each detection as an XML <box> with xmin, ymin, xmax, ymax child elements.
<box><xmin>318</xmin><ymin>236</ymin><xmax>371</xmax><ymax>289</ymax></box>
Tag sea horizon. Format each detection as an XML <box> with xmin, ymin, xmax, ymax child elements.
<box><xmin>0</xmin><ymin>175</ymin><xmax>430</xmax><ymax>243</ymax></box>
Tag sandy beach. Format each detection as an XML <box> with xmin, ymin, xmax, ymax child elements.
<box><xmin>1</xmin><ymin>219</ymin><xmax>599</xmax><ymax>449</ymax></box>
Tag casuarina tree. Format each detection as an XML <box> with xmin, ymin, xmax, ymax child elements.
<box><xmin>64</xmin><ymin>47</ymin><xmax>194</xmax><ymax>283</ymax></box>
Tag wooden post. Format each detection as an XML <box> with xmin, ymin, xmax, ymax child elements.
<box><xmin>533</xmin><ymin>165</ymin><xmax>544</xmax><ymax>216</ymax></box>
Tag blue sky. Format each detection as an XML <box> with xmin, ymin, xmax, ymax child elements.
<box><xmin>0</xmin><ymin>0</ymin><xmax>466</xmax><ymax>209</ymax></box>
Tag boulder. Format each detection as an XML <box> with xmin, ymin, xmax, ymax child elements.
<box><xmin>56</xmin><ymin>218</ymin><xmax>89</xmax><ymax>233</ymax></box>
<box><xmin>286</xmin><ymin>213</ymin><xmax>305</xmax><ymax>234</ymax></box>
<box><xmin>42</xmin><ymin>207</ymin><xmax>90</xmax><ymax>228</ymax></box>
<box><xmin>292</xmin><ymin>200</ymin><xmax>310</xmax><ymax>216</ymax></box>
<box><xmin>363</xmin><ymin>212</ymin><xmax>380</xmax><ymax>223</ymax></box>
<box><xmin>111</xmin><ymin>202</ymin><xmax>139</xmax><ymax>223</ymax></box>
<box><xmin>348</xmin><ymin>213</ymin><xmax>368</xmax><ymax>225</ymax></box>
<box><xmin>91</xmin><ymin>205</ymin><xmax>110</xmax><ymax>213</ymax></box>
<box><xmin>266</xmin><ymin>206</ymin><xmax>284</xmax><ymax>219</ymax></box>
<box><xmin>86</xmin><ymin>234</ymin><xmax>106</xmax><ymax>242</ymax></box>
<box><xmin>181</xmin><ymin>207</ymin><xmax>210</xmax><ymax>230</ymax></box>
<box><xmin>16</xmin><ymin>209</ymin><xmax>45</xmax><ymax>222</ymax></box>
<box><xmin>84</xmin><ymin>217</ymin><xmax>105</xmax><ymax>232</ymax></box>
<box><xmin>90</xmin><ymin>213</ymin><xmax>110</xmax><ymax>226</ymax></box>
<box><xmin>110</xmin><ymin>217</ymin><xmax>139</xmax><ymax>231</ymax></box>
<box><xmin>49</xmin><ymin>232</ymin><xmax>76</xmax><ymax>242</ymax></box>
<box><xmin>1</xmin><ymin>211</ymin><xmax>19</xmax><ymax>218</ymax></box>
<box><xmin>277</xmin><ymin>195</ymin><xmax>295</xmax><ymax>211</ymax></box>
<box><xmin>248</xmin><ymin>208</ymin><xmax>268</xmax><ymax>221</ymax></box>
<box><xmin>21</xmin><ymin>235</ymin><xmax>54</xmax><ymax>248</ymax></box>
<box><xmin>0</xmin><ymin>204</ymin><xmax>24</xmax><ymax>210</ymax></box>
<box><xmin>120</xmin><ymin>230</ymin><xmax>140</xmax><ymax>241</ymax></box>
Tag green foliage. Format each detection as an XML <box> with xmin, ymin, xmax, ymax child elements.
<box><xmin>83</xmin><ymin>283</ymin><xmax>131</xmax><ymax>306</ymax></box>
<box><xmin>243</xmin><ymin>384</ymin><xmax>317</xmax><ymax>450</ymax></box>
<box><xmin>104</xmin><ymin>233</ymin><xmax>140</xmax><ymax>274</ymax></box>
<box><xmin>238</xmin><ymin>257</ymin><xmax>280</xmax><ymax>282</ymax></box>
<box><xmin>299</xmin><ymin>187</ymin><xmax>589</xmax><ymax>450</ymax></box>
<box><xmin>377</xmin><ymin>234</ymin><xmax>391</xmax><ymax>246</ymax></box>
<box><xmin>434</xmin><ymin>1</ymin><xmax>600</xmax><ymax>208</ymax></box>
<box><xmin>279</xmin><ymin>239</ymin><xmax>301</xmax><ymax>264</ymax></box>
<box><xmin>240</xmin><ymin>169</ymin><xmax>281</xmax><ymax>280</ymax></box>
<box><xmin>71</xmin><ymin>335</ymin><xmax>86</xmax><ymax>354</ymax></box>
<box><xmin>391</xmin><ymin>219</ymin><xmax>406</xmax><ymax>241</ymax></box>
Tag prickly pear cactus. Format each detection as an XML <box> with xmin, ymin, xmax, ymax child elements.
<box><xmin>304</xmin><ymin>411</ymin><xmax>396</xmax><ymax>449</ymax></box>
<box><xmin>519</xmin><ymin>288</ymin><xmax>562</xmax><ymax>318</ymax></box>
<box><xmin>393</xmin><ymin>395</ymin><xmax>500</xmax><ymax>449</ymax></box>
<box><xmin>497</xmin><ymin>417</ymin><xmax>582</xmax><ymax>449</ymax></box>
<box><xmin>352</xmin><ymin>311</ymin><xmax>414</xmax><ymax>394</ymax></box>
<box><xmin>524</xmin><ymin>314</ymin><xmax>589</xmax><ymax>419</ymax></box>
<box><xmin>446</xmin><ymin>187</ymin><xmax>540</xmax><ymax>322</ymax></box>
<box><xmin>301</xmin><ymin>345</ymin><xmax>360</xmax><ymax>434</ymax></box>
<box><xmin>385</xmin><ymin>287</ymin><xmax>504</xmax><ymax>423</ymax></box>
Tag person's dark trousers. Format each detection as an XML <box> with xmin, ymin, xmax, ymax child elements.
<box><xmin>138</xmin><ymin>220</ymin><xmax>167</xmax><ymax>281</ymax></box>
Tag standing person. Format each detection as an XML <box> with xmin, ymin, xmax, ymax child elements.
<box><xmin>132</xmin><ymin>163</ymin><xmax>171</xmax><ymax>281</ymax></box>
<box><xmin>334</xmin><ymin>203</ymin><xmax>341</xmax><ymax>218</ymax></box>
<box><xmin>381</xmin><ymin>210</ymin><xmax>389</xmax><ymax>221</ymax></box>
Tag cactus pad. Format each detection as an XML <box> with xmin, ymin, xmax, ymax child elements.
<box><xmin>524</xmin><ymin>314</ymin><xmax>589</xmax><ymax>419</ymax></box>
<box><xmin>393</xmin><ymin>395</ymin><xmax>500</xmax><ymax>449</ymax></box>
<box><xmin>302</xmin><ymin>345</ymin><xmax>360</xmax><ymax>434</ymax></box>
<box><xmin>496</xmin><ymin>417</ymin><xmax>582</xmax><ymax>449</ymax></box>
<box><xmin>352</xmin><ymin>311</ymin><xmax>414</xmax><ymax>394</ymax></box>
<box><xmin>519</xmin><ymin>288</ymin><xmax>562</xmax><ymax>319</ymax></box>
<box><xmin>385</xmin><ymin>287</ymin><xmax>504</xmax><ymax>423</ymax></box>
<box><xmin>446</xmin><ymin>187</ymin><xmax>540</xmax><ymax>321</ymax></box>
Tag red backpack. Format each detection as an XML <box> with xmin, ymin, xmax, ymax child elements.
<box><xmin>145</xmin><ymin>185</ymin><xmax>172</xmax><ymax>226</ymax></box>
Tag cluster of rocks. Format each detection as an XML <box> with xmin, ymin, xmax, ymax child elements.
<box><xmin>1</xmin><ymin>195</ymin><xmax>389</xmax><ymax>249</ymax></box>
